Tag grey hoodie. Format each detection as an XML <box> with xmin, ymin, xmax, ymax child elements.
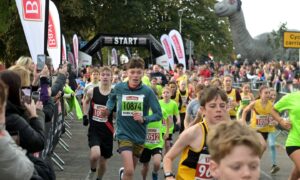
<box><xmin>0</xmin><ymin>130</ymin><xmax>34</xmax><ymax>180</ymax></box>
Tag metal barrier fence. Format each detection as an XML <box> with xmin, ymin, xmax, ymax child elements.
<box><xmin>41</xmin><ymin>98</ymin><xmax>73</xmax><ymax>171</ymax></box>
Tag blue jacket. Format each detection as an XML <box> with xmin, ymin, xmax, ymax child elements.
<box><xmin>106</xmin><ymin>82</ymin><xmax>162</xmax><ymax>144</ymax></box>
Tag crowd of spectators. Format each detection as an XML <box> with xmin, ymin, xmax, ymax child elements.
<box><xmin>0</xmin><ymin>56</ymin><xmax>70</xmax><ymax>180</ymax></box>
<box><xmin>192</xmin><ymin>59</ymin><xmax>300</xmax><ymax>93</ymax></box>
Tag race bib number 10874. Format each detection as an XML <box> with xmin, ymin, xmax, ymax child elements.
<box><xmin>121</xmin><ymin>95</ymin><xmax>144</xmax><ymax>116</ymax></box>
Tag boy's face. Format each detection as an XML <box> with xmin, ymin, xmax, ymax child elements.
<box><xmin>153</xmin><ymin>65</ymin><xmax>160</xmax><ymax>72</ymax></box>
<box><xmin>223</xmin><ymin>77</ymin><xmax>232</xmax><ymax>89</ymax></box>
<box><xmin>162</xmin><ymin>89</ymin><xmax>171</xmax><ymax>100</ymax></box>
<box><xmin>127</xmin><ymin>68</ymin><xmax>143</xmax><ymax>87</ymax></box>
<box><xmin>177</xmin><ymin>66</ymin><xmax>183</xmax><ymax>74</ymax></box>
<box><xmin>210</xmin><ymin>145</ymin><xmax>260</xmax><ymax>180</ymax></box>
<box><xmin>91</xmin><ymin>72</ymin><xmax>99</xmax><ymax>82</ymax></box>
<box><xmin>151</xmin><ymin>78</ymin><xmax>157</xmax><ymax>85</ymax></box>
<box><xmin>100</xmin><ymin>70</ymin><xmax>112</xmax><ymax>85</ymax></box>
<box><xmin>201</xmin><ymin>95</ymin><xmax>228</xmax><ymax>125</ymax></box>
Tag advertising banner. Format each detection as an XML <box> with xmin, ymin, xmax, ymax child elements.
<box><xmin>73</xmin><ymin>34</ymin><xmax>79</xmax><ymax>75</ymax></box>
<box><xmin>15</xmin><ymin>0</ymin><xmax>48</xmax><ymax>63</ymax></box>
<box><xmin>168</xmin><ymin>30</ymin><xmax>186</xmax><ymax>70</ymax></box>
<box><xmin>62</xmin><ymin>34</ymin><xmax>67</xmax><ymax>63</ymax></box>
<box><xmin>160</xmin><ymin>34</ymin><xmax>174</xmax><ymax>70</ymax></box>
<box><xmin>47</xmin><ymin>0</ymin><xmax>61</xmax><ymax>70</ymax></box>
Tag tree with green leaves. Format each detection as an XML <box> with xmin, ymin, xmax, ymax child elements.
<box><xmin>0</xmin><ymin>0</ymin><xmax>233</xmax><ymax>65</ymax></box>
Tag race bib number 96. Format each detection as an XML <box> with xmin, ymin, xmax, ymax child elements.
<box><xmin>195</xmin><ymin>154</ymin><xmax>213</xmax><ymax>180</ymax></box>
<box><xmin>121</xmin><ymin>95</ymin><xmax>144</xmax><ymax>116</ymax></box>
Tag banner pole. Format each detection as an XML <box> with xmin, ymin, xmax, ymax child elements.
<box><xmin>44</xmin><ymin>0</ymin><xmax>50</xmax><ymax>55</ymax></box>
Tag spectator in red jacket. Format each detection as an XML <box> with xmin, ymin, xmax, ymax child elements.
<box><xmin>198</xmin><ymin>64</ymin><xmax>211</xmax><ymax>79</ymax></box>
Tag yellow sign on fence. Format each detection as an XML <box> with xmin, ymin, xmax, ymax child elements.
<box><xmin>283</xmin><ymin>31</ymin><xmax>300</xmax><ymax>48</ymax></box>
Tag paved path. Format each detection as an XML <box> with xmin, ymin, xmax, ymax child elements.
<box><xmin>55</xmin><ymin>116</ymin><xmax>293</xmax><ymax>180</ymax></box>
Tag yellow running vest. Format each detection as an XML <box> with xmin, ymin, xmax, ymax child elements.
<box><xmin>227</xmin><ymin>89</ymin><xmax>238</xmax><ymax>117</ymax></box>
<box><xmin>250</xmin><ymin>99</ymin><xmax>274</xmax><ymax>132</ymax></box>
<box><xmin>176</xmin><ymin>121</ymin><xmax>213</xmax><ymax>180</ymax></box>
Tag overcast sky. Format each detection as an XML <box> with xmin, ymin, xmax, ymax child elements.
<box><xmin>241</xmin><ymin>0</ymin><xmax>300</xmax><ymax>37</ymax></box>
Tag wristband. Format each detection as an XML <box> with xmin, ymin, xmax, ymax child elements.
<box><xmin>164</xmin><ymin>172</ymin><xmax>175</xmax><ymax>178</ymax></box>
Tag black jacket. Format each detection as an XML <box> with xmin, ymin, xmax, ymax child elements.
<box><xmin>5</xmin><ymin>101</ymin><xmax>45</xmax><ymax>153</ymax></box>
<box><xmin>150</xmin><ymin>72</ymin><xmax>168</xmax><ymax>86</ymax></box>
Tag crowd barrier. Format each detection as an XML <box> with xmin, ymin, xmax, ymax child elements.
<box><xmin>41</xmin><ymin>97</ymin><xmax>73</xmax><ymax>171</ymax></box>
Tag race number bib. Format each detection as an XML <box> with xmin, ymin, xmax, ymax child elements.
<box><xmin>121</xmin><ymin>95</ymin><xmax>144</xmax><ymax>116</ymax></box>
<box><xmin>145</xmin><ymin>128</ymin><xmax>160</xmax><ymax>144</ymax></box>
<box><xmin>93</xmin><ymin>104</ymin><xmax>108</xmax><ymax>122</ymax></box>
<box><xmin>182</xmin><ymin>96</ymin><xmax>188</xmax><ymax>104</ymax></box>
<box><xmin>228</xmin><ymin>97</ymin><xmax>234</xmax><ymax>107</ymax></box>
<box><xmin>241</xmin><ymin>98</ymin><xmax>251</xmax><ymax>106</ymax></box>
<box><xmin>195</xmin><ymin>154</ymin><xmax>213</xmax><ymax>180</ymax></box>
<box><xmin>256</xmin><ymin>115</ymin><xmax>269</xmax><ymax>128</ymax></box>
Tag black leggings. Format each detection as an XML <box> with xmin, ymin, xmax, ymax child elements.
<box><xmin>179</xmin><ymin>113</ymin><xmax>185</xmax><ymax>133</ymax></box>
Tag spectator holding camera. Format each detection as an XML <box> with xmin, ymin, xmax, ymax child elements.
<box><xmin>0</xmin><ymin>70</ymin><xmax>45</xmax><ymax>153</ymax></box>
<box><xmin>0</xmin><ymin>79</ymin><xmax>35</xmax><ymax>180</ymax></box>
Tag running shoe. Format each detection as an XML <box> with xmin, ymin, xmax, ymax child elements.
<box><xmin>270</xmin><ymin>164</ymin><xmax>280</xmax><ymax>174</ymax></box>
<box><xmin>119</xmin><ymin>167</ymin><xmax>124</xmax><ymax>180</ymax></box>
<box><xmin>85</xmin><ymin>170</ymin><xmax>96</xmax><ymax>180</ymax></box>
<box><xmin>152</xmin><ymin>172</ymin><xmax>158</xmax><ymax>180</ymax></box>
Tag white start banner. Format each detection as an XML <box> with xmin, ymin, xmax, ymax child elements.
<box><xmin>73</xmin><ymin>34</ymin><xmax>79</xmax><ymax>75</ymax></box>
<box><xmin>62</xmin><ymin>34</ymin><xmax>67</xmax><ymax>63</ymax></box>
<box><xmin>15</xmin><ymin>0</ymin><xmax>48</xmax><ymax>63</ymax></box>
<box><xmin>47</xmin><ymin>0</ymin><xmax>61</xmax><ymax>70</ymax></box>
<box><xmin>160</xmin><ymin>34</ymin><xmax>174</xmax><ymax>70</ymax></box>
<box><xmin>168</xmin><ymin>30</ymin><xmax>186</xmax><ymax>70</ymax></box>
<box><xmin>111</xmin><ymin>48</ymin><xmax>118</xmax><ymax>65</ymax></box>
